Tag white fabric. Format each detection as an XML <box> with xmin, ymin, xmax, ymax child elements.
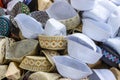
<box><xmin>7</xmin><ymin>0</ymin><xmax>24</xmax><ymax>11</ymax></box>
<box><xmin>44</xmin><ymin>18</ymin><xmax>66</xmax><ymax>36</ymax></box>
<box><xmin>83</xmin><ymin>0</ymin><xmax>118</xmax><ymax>22</ymax></box>
<box><xmin>82</xmin><ymin>2</ymin><xmax>110</xmax><ymax>22</ymax></box>
<box><xmin>67</xmin><ymin>33</ymin><xmax>97</xmax><ymax>51</ymax></box>
<box><xmin>93</xmin><ymin>69</ymin><xmax>116</xmax><ymax>80</ymax></box>
<box><xmin>54</xmin><ymin>0</ymin><xmax>70</xmax><ymax>3</ymax></box>
<box><xmin>111</xmin><ymin>0</ymin><xmax>120</xmax><ymax>6</ymax></box>
<box><xmin>98</xmin><ymin>0</ymin><xmax>118</xmax><ymax>13</ymax></box>
<box><xmin>107</xmin><ymin>9</ymin><xmax>120</xmax><ymax>37</ymax></box>
<box><xmin>104</xmin><ymin>37</ymin><xmax>120</xmax><ymax>55</ymax></box>
<box><xmin>14</xmin><ymin>14</ymin><xmax>44</xmax><ymax>39</ymax></box>
<box><xmin>46</xmin><ymin>1</ymin><xmax>77</xmax><ymax>20</ymax></box>
<box><xmin>67</xmin><ymin>33</ymin><xmax>103</xmax><ymax>64</ymax></box>
<box><xmin>71</xmin><ymin>0</ymin><xmax>96</xmax><ymax>11</ymax></box>
<box><xmin>118</xmin><ymin>6</ymin><xmax>120</xmax><ymax>9</ymax></box>
<box><xmin>53</xmin><ymin>56</ymin><xmax>92</xmax><ymax>80</ymax></box>
<box><xmin>82</xmin><ymin>19</ymin><xmax>112</xmax><ymax>42</ymax></box>
<box><xmin>67</xmin><ymin>40</ymin><xmax>102</xmax><ymax>64</ymax></box>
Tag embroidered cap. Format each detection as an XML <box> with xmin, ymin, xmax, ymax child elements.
<box><xmin>30</xmin><ymin>11</ymin><xmax>49</xmax><ymax>26</ymax></box>
<box><xmin>99</xmin><ymin>43</ymin><xmax>120</xmax><ymax>68</ymax></box>
<box><xmin>28</xmin><ymin>71</ymin><xmax>61</xmax><ymax>80</ymax></box>
<box><xmin>19</xmin><ymin>55</ymin><xmax>55</xmax><ymax>72</ymax></box>
<box><xmin>39</xmin><ymin>35</ymin><xmax>67</xmax><ymax>50</ymax></box>
<box><xmin>0</xmin><ymin>16</ymin><xmax>10</xmax><ymax>36</ymax></box>
<box><xmin>7</xmin><ymin>0</ymin><xmax>24</xmax><ymax>12</ymax></box>
<box><xmin>0</xmin><ymin>8</ymin><xmax>5</xmax><ymax>16</ymax></box>
<box><xmin>46</xmin><ymin>1</ymin><xmax>80</xmax><ymax>30</ymax></box>
<box><xmin>8</xmin><ymin>1</ymin><xmax>30</xmax><ymax>17</ymax></box>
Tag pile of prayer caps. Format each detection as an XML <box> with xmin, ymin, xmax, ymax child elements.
<box><xmin>0</xmin><ymin>0</ymin><xmax>120</xmax><ymax>80</ymax></box>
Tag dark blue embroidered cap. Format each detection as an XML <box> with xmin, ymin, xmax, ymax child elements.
<box><xmin>99</xmin><ymin>44</ymin><xmax>120</xmax><ymax>68</ymax></box>
<box><xmin>0</xmin><ymin>16</ymin><xmax>10</xmax><ymax>36</ymax></box>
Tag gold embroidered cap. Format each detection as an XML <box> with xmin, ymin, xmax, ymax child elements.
<box><xmin>40</xmin><ymin>50</ymin><xmax>60</xmax><ymax>57</ymax></box>
<box><xmin>39</xmin><ymin>35</ymin><xmax>67</xmax><ymax>50</ymax></box>
<box><xmin>19</xmin><ymin>56</ymin><xmax>54</xmax><ymax>72</ymax></box>
<box><xmin>28</xmin><ymin>71</ymin><xmax>61</xmax><ymax>80</ymax></box>
<box><xmin>40</xmin><ymin>50</ymin><xmax>60</xmax><ymax>71</ymax></box>
<box><xmin>46</xmin><ymin>1</ymin><xmax>80</xmax><ymax>30</ymax></box>
<box><xmin>59</xmin><ymin>14</ymin><xmax>80</xmax><ymax>30</ymax></box>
